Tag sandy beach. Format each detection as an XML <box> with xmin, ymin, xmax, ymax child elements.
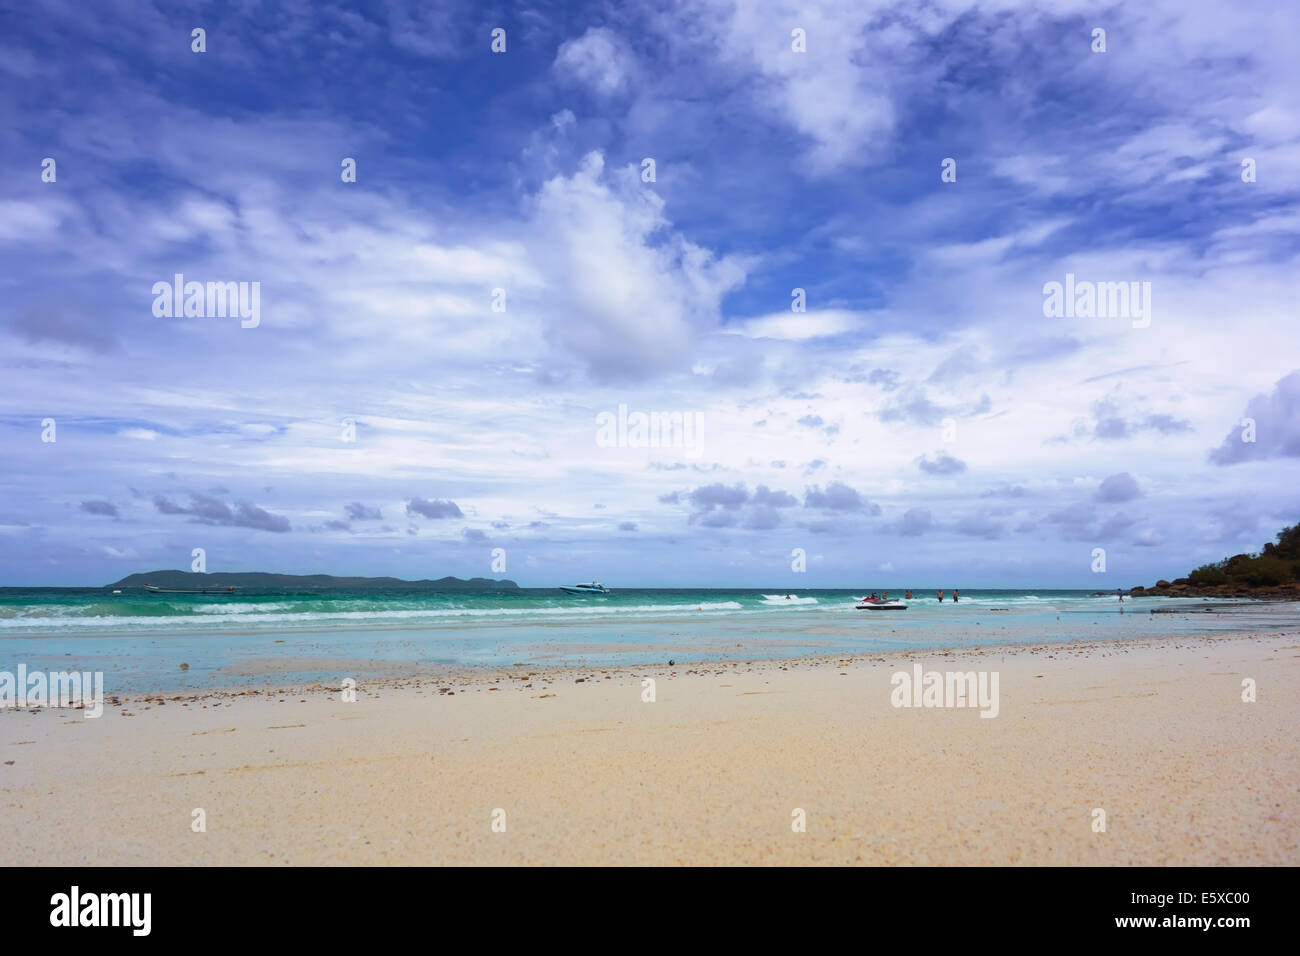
<box><xmin>2</xmin><ymin>630</ymin><xmax>1296</xmax><ymax>866</ymax></box>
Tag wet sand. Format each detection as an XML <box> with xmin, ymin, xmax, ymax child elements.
<box><xmin>2</xmin><ymin>630</ymin><xmax>1296</xmax><ymax>865</ymax></box>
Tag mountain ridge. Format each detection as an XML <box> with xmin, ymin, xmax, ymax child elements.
<box><xmin>106</xmin><ymin>570</ymin><xmax>519</xmax><ymax>590</ymax></box>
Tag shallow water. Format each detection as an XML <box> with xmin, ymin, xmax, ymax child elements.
<box><xmin>1</xmin><ymin>587</ymin><xmax>1296</xmax><ymax>692</ymax></box>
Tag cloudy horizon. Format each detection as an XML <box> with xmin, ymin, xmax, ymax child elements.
<box><xmin>2</xmin><ymin>0</ymin><xmax>1298</xmax><ymax>588</ymax></box>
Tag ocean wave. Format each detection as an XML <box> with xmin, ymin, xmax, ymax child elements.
<box><xmin>760</xmin><ymin>594</ymin><xmax>819</xmax><ymax>605</ymax></box>
<box><xmin>950</xmin><ymin>595</ymin><xmax>1049</xmax><ymax>605</ymax></box>
<box><xmin>0</xmin><ymin>600</ymin><xmax>748</xmax><ymax>629</ymax></box>
<box><xmin>191</xmin><ymin>602</ymin><xmax>293</xmax><ymax>614</ymax></box>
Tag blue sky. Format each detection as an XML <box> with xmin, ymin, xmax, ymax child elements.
<box><xmin>1</xmin><ymin>0</ymin><xmax>1298</xmax><ymax>587</ymax></box>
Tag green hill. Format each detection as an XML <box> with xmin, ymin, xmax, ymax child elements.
<box><xmin>107</xmin><ymin>570</ymin><xmax>519</xmax><ymax>591</ymax></box>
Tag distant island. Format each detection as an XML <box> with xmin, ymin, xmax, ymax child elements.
<box><xmin>1131</xmin><ymin>523</ymin><xmax>1300</xmax><ymax>599</ymax></box>
<box><xmin>107</xmin><ymin>570</ymin><xmax>519</xmax><ymax>591</ymax></box>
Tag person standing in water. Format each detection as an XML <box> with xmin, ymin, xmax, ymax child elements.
<box><xmin>953</xmin><ymin>589</ymin><xmax>959</xmax><ymax>602</ymax></box>
<box><xmin>937</xmin><ymin>590</ymin><xmax>944</xmax><ymax>602</ymax></box>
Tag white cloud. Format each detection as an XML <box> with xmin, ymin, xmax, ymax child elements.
<box><xmin>698</xmin><ymin>0</ymin><xmax>898</xmax><ymax>172</ymax></box>
<box><xmin>555</xmin><ymin>27</ymin><xmax>632</xmax><ymax>95</ymax></box>
<box><xmin>527</xmin><ymin>151</ymin><xmax>745</xmax><ymax>379</ymax></box>
<box><xmin>0</xmin><ymin>199</ymin><xmax>70</xmax><ymax>241</ymax></box>
<box><xmin>726</xmin><ymin>309</ymin><xmax>865</xmax><ymax>340</ymax></box>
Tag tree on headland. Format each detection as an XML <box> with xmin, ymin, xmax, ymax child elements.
<box><xmin>1184</xmin><ymin>524</ymin><xmax>1300</xmax><ymax>590</ymax></box>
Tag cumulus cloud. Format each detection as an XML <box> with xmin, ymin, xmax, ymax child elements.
<box><xmin>1060</xmin><ymin>396</ymin><xmax>1194</xmax><ymax>443</ymax></box>
<box><xmin>1142</xmin><ymin>414</ymin><xmax>1193</xmax><ymax>435</ymax></box>
<box><xmin>79</xmin><ymin>499</ymin><xmax>118</xmax><ymax>517</ymax></box>
<box><xmin>877</xmin><ymin>389</ymin><xmax>947</xmax><ymax>427</ymax></box>
<box><xmin>1047</xmin><ymin>504</ymin><xmax>1135</xmax><ymax>542</ymax></box>
<box><xmin>689</xmin><ymin>483</ymin><xmax>749</xmax><ymax>512</ymax></box>
<box><xmin>889</xmin><ymin>507</ymin><xmax>932</xmax><ymax>536</ymax></box>
<box><xmin>917</xmin><ymin>453</ymin><xmax>967</xmax><ymax>476</ymax></box>
<box><xmin>1095</xmin><ymin>472</ymin><xmax>1142</xmax><ymax>502</ymax></box>
<box><xmin>529</xmin><ymin>151</ymin><xmax>745</xmax><ymax>381</ymax></box>
<box><xmin>554</xmin><ymin>27</ymin><xmax>632</xmax><ymax>95</ymax></box>
<box><xmin>696</xmin><ymin>510</ymin><xmax>737</xmax><ymax>528</ymax></box>
<box><xmin>866</xmin><ymin>368</ymin><xmax>901</xmax><ymax>391</ymax></box>
<box><xmin>743</xmin><ymin>485</ymin><xmax>797</xmax><ymax>529</ymax></box>
<box><xmin>1206</xmin><ymin>506</ymin><xmax>1261</xmax><ymax>544</ymax></box>
<box><xmin>406</xmin><ymin>498</ymin><xmax>463</xmax><ymax>519</ymax></box>
<box><xmin>1098</xmin><ymin>512</ymin><xmax>1136</xmax><ymax>539</ymax></box>
<box><xmin>804</xmin><ymin>482</ymin><xmax>877</xmax><ymax>513</ymax></box>
<box><xmin>345</xmin><ymin>502</ymin><xmax>382</xmax><ymax>521</ymax></box>
<box><xmin>677</xmin><ymin>482</ymin><xmax>801</xmax><ymax>529</ymax></box>
<box><xmin>152</xmin><ymin>494</ymin><xmax>290</xmax><ymax>532</ymax></box>
<box><xmin>1134</xmin><ymin>527</ymin><xmax>1163</xmax><ymax>547</ymax></box>
<box><xmin>752</xmin><ymin>486</ymin><xmax>797</xmax><ymax>508</ymax></box>
<box><xmin>742</xmin><ymin>508</ymin><xmax>781</xmax><ymax>529</ymax></box>
<box><xmin>702</xmin><ymin>1</ymin><xmax>898</xmax><ymax>172</ymax></box>
<box><xmin>1209</xmin><ymin>370</ymin><xmax>1300</xmax><ymax>464</ymax></box>
<box><xmin>879</xmin><ymin>390</ymin><xmax>990</xmax><ymax>428</ymax></box>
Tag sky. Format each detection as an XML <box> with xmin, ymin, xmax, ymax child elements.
<box><xmin>1</xmin><ymin>0</ymin><xmax>1298</xmax><ymax>588</ymax></box>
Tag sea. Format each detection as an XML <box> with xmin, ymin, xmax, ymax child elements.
<box><xmin>1</xmin><ymin>587</ymin><xmax>1296</xmax><ymax>693</ymax></box>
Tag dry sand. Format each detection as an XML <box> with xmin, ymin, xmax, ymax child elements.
<box><xmin>2</xmin><ymin>631</ymin><xmax>1297</xmax><ymax>865</ymax></box>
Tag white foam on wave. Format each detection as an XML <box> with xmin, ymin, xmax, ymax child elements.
<box><xmin>760</xmin><ymin>594</ymin><xmax>819</xmax><ymax>605</ymax></box>
<box><xmin>192</xmin><ymin>602</ymin><xmax>292</xmax><ymax>614</ymax></box>
<box><xmin>0</xmin><ymin>600</ymin><xmax>747</xmax><ymax>629</ymax></box>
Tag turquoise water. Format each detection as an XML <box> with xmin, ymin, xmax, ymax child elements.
<box><xmin>1</xmin><ymin>587</ymin><xmax>1296</xmax><ymax>692</ymax></box>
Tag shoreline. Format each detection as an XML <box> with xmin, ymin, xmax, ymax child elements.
<box><xmin>7</xmin><ymin>611</ymin><xmax>1300</xmax><ymax>698</ymax></box>
<box><xmin>3</xmin><ymin>628</ymin><xmax>1296</xmax><ymax>865</ymax></box>
<box><xmin>20</xmin><ymin>626</ymin><xmax>1295</xmax><ymax>704</ymax></box>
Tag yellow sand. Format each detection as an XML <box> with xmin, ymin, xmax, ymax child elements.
<box><xmin>2</xmin><ymin>632</ymin><xmax>1296</xmax><ymax>865</ymax></box>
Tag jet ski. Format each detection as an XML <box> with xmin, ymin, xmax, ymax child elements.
<box><xmin>855</xmin><ymin>596</ymin><xmax>907</xmax><ymax>610</ymax></box>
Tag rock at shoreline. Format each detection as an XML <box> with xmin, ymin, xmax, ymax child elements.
<box><xmin>1131</xmin><ymin>521</ymin><xmax>1300</xmax><ymax>599</ymax></box>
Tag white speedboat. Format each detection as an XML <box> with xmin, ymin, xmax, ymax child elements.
<box><xmin>144</xmin><ymin>584</ymin><xmax>238</xmax><ymax>594</ymax></box>
<box><xmin>560</xmin><ymin>582</ymin><xmax>610</xmax><ymax>595</ymax></box>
